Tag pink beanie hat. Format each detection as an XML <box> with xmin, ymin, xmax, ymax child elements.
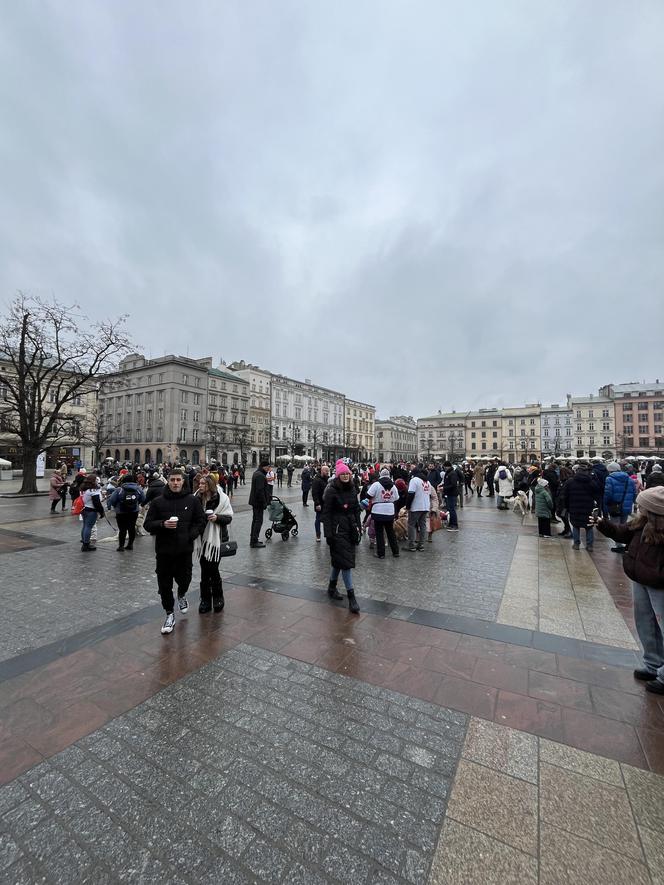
<box><xmin>335</xmin><ymin>459</ymin><xmax>351</xmax><ymax>476</ymax></box>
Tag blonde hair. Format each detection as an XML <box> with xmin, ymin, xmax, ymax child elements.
<box><xmin>196</xmin><ymin>475</ymin><xmax>218</xmax><ymax>503</ymax></box>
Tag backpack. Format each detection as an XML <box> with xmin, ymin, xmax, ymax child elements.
<box><xmin>121</xmin><ymin>487</ymin><xmax>139</xmax><ymax>509</ymax></box>
<box><xmin>498</xmin><ymin>468</ymin><xmax>507</xmax><ymax>480</ymax></box>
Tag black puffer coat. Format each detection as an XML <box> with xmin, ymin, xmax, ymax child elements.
<box><xmin>562</xmin><ymin>472</ymin><xmax>601</xmax><ymax>528</ymax></box>
<box><xmin>144</xmin><ymin>487</ymin><xmax>207</xmax><ymax>556</ymax></box>
<box><xmin>322</xmin><ymin>479</ymin><xmax>361</xmax><ymax>570</ymax></box>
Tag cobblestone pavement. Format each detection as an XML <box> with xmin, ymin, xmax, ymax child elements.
<box><xmin>2</xmin><ymin>487</ymin><xmax>664</xmax><ymax>884</ymax></box>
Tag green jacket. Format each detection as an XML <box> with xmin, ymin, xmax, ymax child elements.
<box><xmin>534</xmin><ymin>486</ymin><xmax>554</xmax><ymax>518</ymax></box>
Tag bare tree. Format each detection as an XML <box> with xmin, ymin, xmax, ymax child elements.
<box><xmin>233</xmin><ymin>427</ymin><xmax>252</xmax><ymax>464</ymax></box>
<box><xmin>0</xmin><ymin>294</ymin><xmax>132</xmax><ymax>493</ymax></box>
<box><xmin>78</xmin><ymin>410</ymin><xmax>122</xmax><ymax>468</ymax></box>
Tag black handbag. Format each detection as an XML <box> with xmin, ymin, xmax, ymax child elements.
<box><xmin>219</xmin><ymin>541</ymin><xmax>237</xmax><ymax>558</ymax></box>
<box><xmin>608</xmin><ymin>476</ymin><xmax>629</xmax><ymax>517</ymax></box>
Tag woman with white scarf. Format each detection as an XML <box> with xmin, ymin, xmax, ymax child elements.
<box><xmin>194</xmin><ymin>475</ymin><xmax>233</xmax><ymax>613</ymax></box>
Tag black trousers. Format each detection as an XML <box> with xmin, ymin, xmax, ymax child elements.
<box><xmin>538</xmin><ymin>517</ymin><xmax>551</xmax><ymax>537</ymax></box>
<box><xmin>302</xmin><ymin>489</ymin><xmax>310</xmax><ymax>505</ymax></box>
<box><xmin>116</xmin><ymin>511</ymin><xmax>138</xmax><ymax>548</ymax></box>
<box><xmin>373</xmin><ymin>516</ymin><xmax>399</xmax><ymax>557</ymax></box>
<box><xmin>200</xmin><ymin>556</ymin><xmax>223</xmax><ymax>603</ymax></box>
<box><xmin>250</xmin><ymin>505</ymin><xmax>264</xmax><ymax>544</ymax></box>
<box><xmin>156</xmin><ymin>554</ymin><xmax>193</xmax><ymax>612</ymax></box>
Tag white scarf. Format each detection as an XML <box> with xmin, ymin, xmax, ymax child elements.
<box><xmin>194</xmin><ymin>486</ymin><xmax>233</xmax><ymax>562</ymax></box>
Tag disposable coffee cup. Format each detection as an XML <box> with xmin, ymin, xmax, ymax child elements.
<box><xmin>205</xmin><ymin>509</ymin><xmax>214</xmax><ymax>515</ymax></box>
<box><xmin>170</xmin><ymin>516</ymin><xmax>179</xmax><ymax>523</ymax></box>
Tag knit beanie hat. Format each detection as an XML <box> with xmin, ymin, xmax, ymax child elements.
<box><xmin>607</xmin><ymin>461</ymin><xmax>621</xmax><ymax>473</ymax></box>
<box><xmin>379</xmin><ymin>467</ymin><xmax>390</xmax><ymax>478</ymax></box>
<box><xmin>537</xmin><ymin>478</ymin><xmax>549</xmax><ymax>487</ymax></box>
<box><xmin>637</xmin><ymin>487</ymin><xmax>664</xmax><ymax>516</ymax></box>
<box><xmin>335</xmin><ymin>459</ymin><xmax>351</xmax><ymax>477</ymax></box>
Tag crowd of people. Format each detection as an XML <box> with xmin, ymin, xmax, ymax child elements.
<box><xmin>47</xmin><ymin>454</ymin><xmax>664</xmax><ymax>695</ymax></box>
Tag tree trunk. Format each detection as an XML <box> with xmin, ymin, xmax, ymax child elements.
<box><xmin>19</xmin><ymin>448</ymin><xmax>39</xmax><ymax>494</ymax></box>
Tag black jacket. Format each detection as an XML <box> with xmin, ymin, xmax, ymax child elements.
<box><xmin>562</xmin><ymin>473</ymin><xmax>601</xmax><ymax>527</ymax></box>
<box><xmin>144</xmin><ymin>487</ymin><xmax>207</xmax><ymax>556</ymax></box>
<box><xmin>145</xmin><ymin>478</ymin><xmax>166</xmax><ymax>505</ymax></box>
<box><xmin>312</xmin><ymin>473</ymin><xmax>329</xmax><ymax>508</ymax></box>
<box><xmin>443</xmin><ymin>469</ymin><xmax>459</xmax><ymax>496</ymax></box>
<box><xmin>248</xmin><ymin>469</ymin><xmax>268</xmax><ymax>509</ymax></box>
<box><xmin>322</xmin><ymin>479</ymin><xmax>361</xmax><ymax>570</ymax></box>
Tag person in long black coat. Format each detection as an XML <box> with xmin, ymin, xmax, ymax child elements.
<box><xmin>562</xmin><ymin>464</ymin><xmax>601</xmax><ymax>551</ymax></box>
<box><xmin>322</xmin><ymin>461</ymin><xmax>362</xmax><ymax>613</ymax></box>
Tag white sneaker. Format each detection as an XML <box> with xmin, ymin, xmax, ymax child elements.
<box><xmin>161</xmin><ymin>612</ymin><xmax>175</xmax><ymax>634</ymax></box>
<box><xmin>177</xmin><ymin>595</ymin><xmax>189</xmax><ymax>613</ymax></box>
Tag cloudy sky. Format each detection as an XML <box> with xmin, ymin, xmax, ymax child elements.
<box><xmin>1</xmin><ymin>1</ymin><xmax>663</xmax><ymax>418</ymax></box>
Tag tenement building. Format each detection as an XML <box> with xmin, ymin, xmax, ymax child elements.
<box><xmin>602</xmin><ymin>380</ymin><xmax>664</xmax><ymax>457</ymax></box>
<box><xmin>98</xmin><ymin>353</ymin><xmax>250</xmax><ymax>466</ymax></box>
<box><xmin>417</xmin><ymin>412</ymin><xmax>467</xmax><ymax>461</ymax></box>
<box><xmin>540</xmin><ymin>403</ymin><xmax>573</xmax><ymax>458</ymax></box>
<box><xmin>345</xmin><ymin>398</ymin><xmax>376</xmax><ymax>462</ymax></box>
<box><xmin>227</xmin><ymin>360</ymin><xmax>272</xmax><ymax>466</ymax></box>
<box><xmin>270</xmin><ymin>374</ymin><xmax>345</xmax><ymax>462</ymax></box>
<box><xmin>375</xmin><ymin>416</ymin><xmax>417</xmax><ymax>463</ymax></box>
<box><xmin>466</xmin><ymin>409</ymin><xmax>502</xmax><ymax>460</ymax></box>
<box><xmin>568</xmin><ymin>391</ymin><xmax>615</xmax><ymax>460</ymax></box>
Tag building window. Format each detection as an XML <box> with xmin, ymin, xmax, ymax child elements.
<box><xmin>639</xmin><ymin>425</ymin><xmax>649</xmax><ymax>434</ymax></box>
<box><xmin>623</xmin><ymin>403</ymin><xmax>633</xmax><ymax>411</ymax></box>
<box><xmin>640</xmin><ymin>437</ymin><xmax>650</xmax><ymax>447</ymax></box>
<box><xmin>182</xmin><ymin>374</ymin><xmax>188</xmax><ymax>385</ymax></box>
<box><xmin>638</xmin><ymin>403</ymin><xmax>649</xmax><ymax>411</ymax></box>
<box><xmin>192</xmin><ymin>429</ymin><xmax>199</xmax><ymax>442</ymax></box>
<box><xmin>602</xmin><ymin>409</ymin><xmax>609</xmax><ymax>417</ymax></box>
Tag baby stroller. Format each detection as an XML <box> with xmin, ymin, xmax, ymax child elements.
<box><xmin>265</xmin><ymin>496</ymin><xmax>299</xmax><ymax>541</ymax></box>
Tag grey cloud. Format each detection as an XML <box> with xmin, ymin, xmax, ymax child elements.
<box><xmin>1</xmin><ymin>0</ymin><xmax>663</xmax><ymax>417</ymax></box>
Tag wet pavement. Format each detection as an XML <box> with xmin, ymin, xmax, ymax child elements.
<box><xmin>1</xmin><ymin>487</ymin><xmax>663</xmax><ymax>883</ymax></box>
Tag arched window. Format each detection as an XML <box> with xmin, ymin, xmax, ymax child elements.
<box><xmin>156</xmin><ymin>448</ymin><xmax>163</xmax><ymax>463</ymax></box>
<box><xmin>179</xmin><ymin>449</ymin><xmax>188</xmax><ymax>463</ymax></box>
<box><xmin>105</xmin><ymin>449</ymin><xmax>111</xmax><ymax>459</ymax></box>
<box><xmin>134</xmin><ymin>449</ymin><xmax>141</xmax><ymax>464</ymax></box>
<box><xmin>145</xmin><ymin>449</ymin><xmax>152</xmax><ymax>463</ymax></box>
<box><xmin>221</xmin><ymin>452</ymin><xmax>228</xmax><ymax>465</ymax></box>
<box><xmin>234</xmin><ymin>452</ymin><xmax>239</xmax><ymax>464</ymax></box>
<box><xmin>191</xmin><ymin>450</ymin><xmax>200</xmax><ymax>465</ymax></box>
<box><xmin>123</xmin><ymin>449</ymin><xmax>130</xmax><ymax>462</ymax></box>
<box><xmin>114</xmin><ymin>449</ymin><xmax>121</xmax><ymax>462</ymax></box>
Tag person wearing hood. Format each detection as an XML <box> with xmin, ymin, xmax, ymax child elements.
<box><xmin>494</xmin><ymin>463</ymin><xmax>513</xmax><ymax>511</ymax></box>
<box><xmin>595</xmin><ymin>487</ymin><xmax>664</xmax><ymax>694</ymax></box>
<box><xmin>534</xmin><ymin>478</ymin><xmax>555</xmax><ymax>537</ymax></box>
<box><xmin>562</xmin><ymin>462</ymin><xmax>601</xmax><ymax>551</ymax></box>
<box><xmin>591</xmin><ymin>459</ymin><xmax>608</xmax><ymax>500</ymax></box>
<box><xmin>108</xmin><ymin>474</ymin><xmax>146</xmax><ymax>552</ymax></box>
<box><xmin>603</xmin><ymin>462</ymin><xmax>637</xmax><ymax>553</ymax></box>
<box><xmin>646</xmin><ymin>464</ymin><xmax>664</xmax><ymax>489</ymax></box>
<box><xmin>366</xmin><ymin>467</ymin><xmax>400</xmax><ymax>558</ymax></box>
<box><xmin>322</xmin><ymin>460</ymin><xmax>362</xmax><ymax>613</ymax></box>
<box><xmin>144</xmin><ymin>469</ymin><xmax>207</xmax><ymax>634</ymax></box>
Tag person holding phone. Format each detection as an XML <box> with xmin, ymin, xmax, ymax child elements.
<box><xmin>593</xmin><ymin>487</ymin><xmax>664</xmax><ymax>693</ymax></box>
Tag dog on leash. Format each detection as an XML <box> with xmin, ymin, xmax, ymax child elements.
<box><xmin>512</xmin><ymin>490</ymin><xmax>529</xmax><ymax>516</ymax></box>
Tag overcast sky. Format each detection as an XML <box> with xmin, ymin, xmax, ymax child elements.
<box><xmin>1</xmin><ymin>1</ymin><xmax>663</xmax><ymax>418</ymax></box>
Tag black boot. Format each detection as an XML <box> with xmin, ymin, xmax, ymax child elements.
<box><xmin>199</xmin><ymin>594</ymin><xmax>212</xmax><ymax>613</ymax></box>
<box><xmin>213</xmin><ymin>593</ymin><xmax>225</xmax><ymax>613</ymax></box>
<box><xmin>327</xmin><ymin>581</ymin><xmax>343</xmax><ymax>601</ymax></box>
<box><xmin>347</xmin><ymin>590</ymin><xmax>360</xmax><ymax>614</ymax></box>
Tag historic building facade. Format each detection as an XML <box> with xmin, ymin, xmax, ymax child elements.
<box><xmin>270</xmin><ymin>374</ymin><xmax>345</xmax><ymax>462</ymax></box>
<box><xmin>375</xmin><ymin>416</ymin><xmax>417</xmax><ymax>463</ymax></box>
<box><xmin>345</xmin><ymin>398</ymin><xmax>376</xmax><ymax>462</ymax></box>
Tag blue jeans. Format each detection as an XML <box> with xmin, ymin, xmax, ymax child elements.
<box><xmin>571</xmin><ymin>526</ymin><xmax>594</xmax><ymax>548</ymax></box>
<box><xmin>329</xmin><ymin>567</ymin><xmax>353</xmax><ymax>591</ymax></box>
<box><xmin>81</xmin><ymin>508</ymin><xmax>98</xmax><ymax>544</ymax></box>
<box><xmin>633</xmin><ymin>582</ymin><xmax>664</xmax><ymax>682</ymax></box>
<box><xmin>446</xmin><ymin>495</ymin><xmax>458</xmax><ymax>528</ymax></box>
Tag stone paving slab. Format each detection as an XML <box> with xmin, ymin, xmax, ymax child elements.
<box><xmin>0</xmin><ymin>644</ymin><xmax>469</xmax><ymax>884</ymax></box>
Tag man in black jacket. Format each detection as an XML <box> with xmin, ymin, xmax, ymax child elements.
<box><xmin>248</xmin><ymin>462</ymin><xmax>269</xmax><ymax>548</ymax></box>
<box><xmin>442</xmin><ymin>462</ymin><xmax>459</xmax><ymax>530</ymax></box>
<box><xmin>312</xmin><ymin>465</ymin><xmax>330</xmax><ymax>541</ymax></box>
<box><xmin>144</xmin><ymin>469</ymin><xmax>207</xmax><ymax>634</ymax></box>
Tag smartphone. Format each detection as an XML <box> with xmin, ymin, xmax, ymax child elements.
<box><xmin>588</xmin><ymin>507</ymin><xmax>599</xmax><ymax>526</ymax></box>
